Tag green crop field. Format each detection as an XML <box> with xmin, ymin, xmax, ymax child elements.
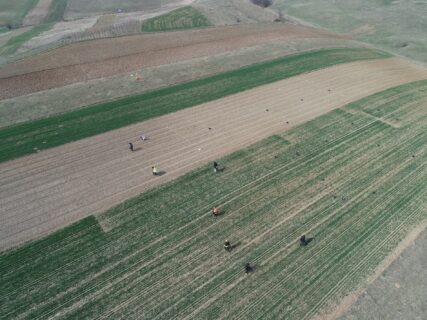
<box><xmin>1</xmin><ymin>79</ymin><xmax>426</xmax><ymax>319</ymax></box>
<box><xmin>0</xmin><ymin>48</ymin><xmax>390</xmax><ymax>163</ymax></box>
<box><xmin>141</xmin><ymin>6</ymin><xmax>211</xmax><ymax>32</ymax></box>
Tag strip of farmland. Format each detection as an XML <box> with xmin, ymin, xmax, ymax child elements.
<box><xmin>0</xmin><ymin>48</ymin><xmax>390</xmax><ymax>163</ymax></box>
<box><xmin>1</xmin><ymin>58</ymin><xmax>426</xmax><ymax>251</ymax></box>
<box><xmin>1</xmin><ymin>79</ymin><xmax>426</xmax><ymax>319</ymax></box>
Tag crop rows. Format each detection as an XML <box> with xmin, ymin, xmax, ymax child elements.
<box><xmin>1</xmin><ymin>80</ymin><xmax>426</xmax><ymax>319</ymax></box>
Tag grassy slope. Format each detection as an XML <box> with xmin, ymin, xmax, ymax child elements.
<box><xmin>0</xmin><ymin>0</ymin><xmax>39</xmax><ymax>27</ymax></box>
<box><xmin>0</xmin><ymin>48</ymin><xmax>389</xmax><ymax>163</ymax></box>
<box><xmin>0</xmin><ymin>0</ymin><xmax>65</xmax><ymax>56</ymax></box>
<box><xmin>273</xmin><ymin>0</ymin><xmax>427</xmax><ymax>64</ymax></box>
<box><xmin>1</xmin><ymin>79</ymin><xmax>426</xmax><ymax>319</ymax></box>
<box><xmin>0</xmin><ymin>23</ymin><xmax>52</xmax><ymax>55</ymax></box>
<box><xmin>42</xmin><ymin>0</ymin><xmax>67</xmax><ymax>23</ymax></box>
<box><xmin>141</xmin><ymin>6</ymin><xmax>211</xmax><ymax>32</ymax></box>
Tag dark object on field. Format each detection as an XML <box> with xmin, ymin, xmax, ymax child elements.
<box><xmin>301</xmin><ymin>98</ymin><xmax>304</xmax><ymax>101</ymax></box>
<box><xmin>300</xmin><ymin>235</ymin><xmax>308</xmax><ymax>246</ymax></box>
<box><xmin>266</xmin><ymin>109</ymin><xmax>269</xmax><ymax>112</ymax></box>
<box><xmin>296</xmin><ymin>151</ymin><xmax>300</xmax><ymax>156</ymax></box>
<box><xmin>251</xmin><ymin>0</ymin><xmax>272</xmax><ymax>8</ymax></box>
<box><xmin>328</xmin><ymin>89</ymin><xmax>331</xmax><ymax>92</ymax></box>
<box><xmin>208</xmin><ymin>127</ymin><xmax>212</xmax><ymax>130</ymax></box>
<box><xmin>300</xmin><ymin>235</ymin><xmax>313</xmax><ymax>246</ymax></box>
<box><xmin>372</xmin><ymin>191</ymin><xmax>376</xmax><ymax>194</ymax></box>
<box><xmin>211</xmin><ymin>207</ymin><xmax>219</xmax><ymax>217</ymax></box>
<box><xmin>213</xmin><ymin>161</ymin><xmax>219</xmax><ymax>172</ymax></box>
<box><xmin>245</xmin><ymin>262</ymin><xmax>253</xmax><ymax>274</ymax></box>
<box><xmin>412</xmin><ymin>155</ymin><xmax>415</xmax><ymax>158</ymax></box>
<box><xmin>286</xmin><ymin>121</ymin><xmax>289</xmax><ymax>124</ymax></box>
<box><xmin>129</xmin><ymin>142</ymin><xmax>134</xmax><ymax>152</ymax></box>
<box><xmin>224</xmin><ymin>240</ymin><xmax>232</xmax><ymax>252</ymax></box>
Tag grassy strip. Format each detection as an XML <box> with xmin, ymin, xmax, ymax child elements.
<box><xmin>141</xmin><ymin>6</ymin><xmax>210</xmax><ymax>32</ymax></box>
<box><xmin>0</xmin><ymin>48</ymin><xmax>390</xmax><ymax>163</ymax></box>
<box><xmin>0</xmin><ymin>22</ymin><xmax>52</xmax><ymax>55</ymax></box>
<box><xmin>1</xmin><ymin>80</ymin><xmax>426</xmax><ymax>319</ymax></box>
<box><xmin>42</xmin><ymin>0</ymin><xmax>67</xmax><ymax>23</ymax></box>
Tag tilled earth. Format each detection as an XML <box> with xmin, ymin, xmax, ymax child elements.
<box><xmin>0</xmin><ymin>24</ymin><xmax>348</xmax><ymax>99</ymax></box>
<box><xmin>1</xmin><ymin>58</ymin><xmax>426</xmax><ymax>251</ymax></box>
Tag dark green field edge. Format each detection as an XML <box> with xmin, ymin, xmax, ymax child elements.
<box><xmin>1</xmin><ymin>79</ymin><xmax>426</xmax><ymax>319</ymax></box>
<box><xmin>140</xmin><ymin>6</ymin><xmax>211</xmax><ymax>32</ymax></box>
<box><xmin>0</xmin><ymin>48</ymin><xmax>390</xmax><ymax>163</ymax></box>
<box><xmin>43</xmin><ymin>0</ymin><xmax>67</xmax><ymax>24</ymax></box>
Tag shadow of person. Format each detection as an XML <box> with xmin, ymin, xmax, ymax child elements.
<box><xmin>306</xmin><ymin>237</ymin><xmax>314</xmax><ymax>245</ymax></box>
<box><xmin>157</xmin><ymin>171</ymin><xmax>166</xmax><ymax>176</ymax></box>
<box><xmin>230</xmin><ymin>241</ymin><xmax>241</xmax><ymax>250</ymax></box>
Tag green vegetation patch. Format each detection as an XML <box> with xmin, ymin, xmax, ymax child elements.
<box><xmin>0</xmin><ymin>48</ymin><xmax>390</xmax><ymax>163</ymax></box>
<box><xmin>1</xmin><ymin>80</ymin><xmax>426</xmax><ymax>319</ymax></box>
<box><xmin>0</xmin><ymin>0</ymin><xmax>39</xmax><ymax>28</ymax></box>
<box><xmin>141</xmin><ymin>6</ymin><xmax>210</xmax><ymax>32</ymax></box>
<box><xmin>0</xmin><ymin>23</ymin><xmax>53</xmax><ymax>55</ymax></box>
<box><xmin>43</xmin><ymin>0</ymin><xmax>67</xmax><ymax>23</ymax></box>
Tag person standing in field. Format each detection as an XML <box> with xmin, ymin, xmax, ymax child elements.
<box><xmin>129</xmin><ymin>142</ymin><xmax>134</xmax><ymax>152</ymax></box>
<box><xmin>211</xmin><ymin>207</ymin><xmax>219</xmax><ymax>217</ymax></box>
<box><xmin>152</xmin><ymin>165</ymin><xmax>158</xmax><ymax>176</ymax></box>
<box><xmin>300</xmin><ymin>235</ymin><xmax>308</xmax><ymax>246</ymax></box>
<box><xmin>140</xmin><ymin>134</ymin><xmax>146</xmax><ymax>141</ymax></box>
<box><xmin>224</xmin><ymin>240</ymin><xmax>231</xmax><ymax>252</ymax></box>
<box><xmin>213</xmin><ymin>161</ymin><xmax>219</xmax><ymax>173</ymax></box>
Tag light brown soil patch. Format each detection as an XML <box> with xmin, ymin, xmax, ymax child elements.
<box><xmin>0</xmin><ymin>23</ymin><xmax>348</xmax><ymax>99</ymax></box>
<box><xmin>23</xmin><ymin>0</ymin><xmax>54</xmax><ymax>26</ymax></box>
<box><xmin>0</xmin><ymin>58</ymin><xmax>426</xmax><ymax>251</ymax></box>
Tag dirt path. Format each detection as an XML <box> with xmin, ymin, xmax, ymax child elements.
<box><xmin>0</xmin><ymin>24</ymin><xmax>347</xmax><ymax>99</ymax></box>
<box><xmin>22</xmin><ymin>0</ymin><xmax>54</xmax><ymax>26</ymax></box>
<box><xmin>0</xmin><ymin>58</ymin><xmax>426</xmax><ymax>251</ymax></box>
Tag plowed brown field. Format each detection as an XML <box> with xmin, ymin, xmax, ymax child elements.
<box><xmin>1</xmin><ymin>58</ymin><xmax>426</xmax><ymax>251</ymax></box>
<box><xmin>0</xmin><ymin>24</ymin><xmax>348</xmax><ymax>99</ymax></box>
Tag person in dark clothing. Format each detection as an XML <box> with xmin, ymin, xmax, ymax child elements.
<box><xmin>213</xmin><ymin>161</ymin><xmax>219</xmax><ymax>173</ymax></box>
<box><xmin>300</xmin><ymin>235</ymin><xmax>308</xmax><ymax>246</ymax></box>
<box><xmin>224</xmin><ymin>240</ymin><xmax>231</xmax><ymax>252</ymax></box>
<box><xmin>129</xmin><ymin>142</ymin><xmax>134</xmax><ymax>152</ymax></box>
<box><xmin>245</xmin><ymin>262</ymin><xmax>253</xmax><ymax>274</ymax></box>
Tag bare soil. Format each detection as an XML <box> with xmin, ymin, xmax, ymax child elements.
<box><xmin>0</xmin><ymin>58</ymin><xmax>425</xmax><ymax>251</ymax></box>
<box><xmin>22</xmin><ymin>0</ymin><xmax>54</xmax><ymax>26</ymax></box>
<box><xmin>0</xmin><ymin>23</ymin><xmax>348</xmax><ymax>99</ymax></box>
